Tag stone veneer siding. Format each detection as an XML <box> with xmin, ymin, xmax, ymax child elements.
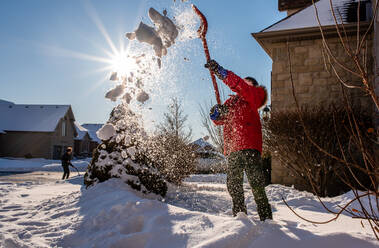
<box><xmin>266</xmin><ymin>34</ymin><xmax>374</xmax><ymax>188</ymax></box>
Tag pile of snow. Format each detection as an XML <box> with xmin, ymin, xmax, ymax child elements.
<box><xmin>0</xmin><ymin>173</ymin><xmax>377</xmax><ymax>247</ymax></box>
<box><xmin>0</xmin><ymin>158</ymin><xmax>90</xmax><ymax>172</ymax></box>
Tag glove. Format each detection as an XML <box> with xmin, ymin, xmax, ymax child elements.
<box><xmin>205</xmin><ymin>60</ymin><xmax>228</xmax><ymax>80</ymax></box>
<box><xmin>210</xmin><ymin>104</ymin><xmax>228</xmax><ymax>121</ymax></box>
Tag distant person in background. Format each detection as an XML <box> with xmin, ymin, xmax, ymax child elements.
<box><xmin>61</xmin><ymin>147</ymin><xmax>73</xmax><ymax>180</ymax></box>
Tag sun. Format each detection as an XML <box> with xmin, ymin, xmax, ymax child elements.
<box><xmin>110</xmin><ymin>48</ymin><xmax>137</xmax><ymax>79</ymax></box>
<box><xmin>46</xmin><ymin>1</ymin><xmax>142</xmax><ymax>87</ymax></box>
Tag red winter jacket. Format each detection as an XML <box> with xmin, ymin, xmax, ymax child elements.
<box><xmin>212</xmin><ymin>71</ymin><xmax>267</xmax><ymax>155</ymax></box>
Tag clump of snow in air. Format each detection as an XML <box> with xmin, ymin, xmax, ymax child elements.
<box><xmin>126</xmin><ymin>22</ymin><xmax>167</xmax><ymax>58</ymax></box>
<box><xmin>136</xmin><ymin>90</ymin><xmax>150</xmax><ymax>103</ymax></box>
<box><xmin>173</xmin><ymin>5</ymin><xmax>199</xmax><ymax>42</ymax></box>
<box><xmin>105</xmin><ymin>84</ymin><xmax>125</xmax><ymax>101</ymax></box>
<box><xmin>105</xmin><ymin>3</ymin><xmax>199</xmax><ymax>106</ymax></box>
<box><xmin>0</xmin><ymin>169</ymin><xmax>377</xmax><ymax>247</ymax></box>
<box><xmin>109</xmin><ymin>71</ymin><xmax>118</xmax><ymax>81</ymax></box>
<box><xmin>123</xmin><ymin>92</ymin><xmax>132</xmax><ymax>104</ymax></box>
<box><xmin>148</xmin><ymin>8</ymin><xmax>178</xmax><ymax>48</ymax></box>
<box><xmin>96</xmin><ymin>123</ymin><xmax>116</xmax><ymax>141</ymax></box>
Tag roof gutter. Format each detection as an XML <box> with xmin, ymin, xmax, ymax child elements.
<box><xmin>252</xmin><ymin>22</ymin><xmax>372</xmax><ymax>57</ymax></box>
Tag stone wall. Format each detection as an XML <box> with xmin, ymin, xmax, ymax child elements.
<box><xmin>266</xmin><ymin>34</ymin><xmax>374</xmax><ymax>187</ymax></box>
<box><xmin>271</xmin><ymin>36</ymin><xmax>373</xmax><ymax>112</ymax></box>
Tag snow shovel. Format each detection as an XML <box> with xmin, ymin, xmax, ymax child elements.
<box><xmin>192</xmin><ymin>4</ymin><xmax>221</xmax><ymax>105</ymax></box>
<box><xmin>70</xmin><ymin>163</ymin><xmax>80</xmax><ymax>176</ymax></box>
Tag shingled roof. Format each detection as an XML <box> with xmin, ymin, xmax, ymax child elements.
<box><xmin>260</xmin><ymin>0</ymin><xmax>372</xmax><ymax>33</ymax></box>
<box><xmin>0</xmin><ymin>99</ymin><xmax>74</xmax><ymax>133</ymax></box>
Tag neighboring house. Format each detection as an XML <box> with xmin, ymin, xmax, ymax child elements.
<box><xmin>74</xmin><ymin>123</ymin><xmax>102</xmax><ymax>157</ymax></box>
<box><xmin>0</xmin><ymin>99</ymin><xmax>77</xmax><ymax>159</ymax></box>
<box><xmin>74</xmin><ymin>122</ymin><xmax>92</xmax><ymax>157</ymax></box>
<box><xmin>81</xmin><ymin>124</ymin><xmax>102</xmax><ymax>153</ymax></box>
<box><xmin>191</xmin><ymin>138</ymin><xmax>218</xmax><ymax>158</ymax></box>
<box><xmin>252</xmin><ymin>0</ymin><xmax>374</xmax><ymax>187</ymax></box>
<box><xmin>190</xmin><ymin>138</ymin><xmax>226</xmax><ymax>173</ymax></box>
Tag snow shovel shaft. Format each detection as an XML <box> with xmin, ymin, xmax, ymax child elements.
<box><xmin>70</xmin><ymin>163</ymin><xmax>80</xmax><ymax>176</ymax></box>
<box><xmin>192</xmin><ymin>4</ymin><xmax>221</xmax><ymax>105</ymax></box>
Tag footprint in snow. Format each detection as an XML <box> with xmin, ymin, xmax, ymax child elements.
<box><xmin>12</xmin><ymin>212</ymin><xmax>28</xmax><ymax>217</ymax></box>
<box><xmin>50</xmin><ymin>209</ymin><xmax>76</xmax><ymax>219</ymax></box>
<box><xmin>2</xmin><ymin>204</ymin><xmax>22</xmax><ymax>209</ymax></box>
<box><xmin>18</xmin><ymin>221</ymin><xmax>49</xmax><ymax>227</ymax></box>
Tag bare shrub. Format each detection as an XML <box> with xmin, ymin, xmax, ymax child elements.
<box><xmin>149</xmin><ymin>134</ymin><xmax>196</xmax><ymax>185</ymax></box>
<box><xmin>279</xmin><ymin>0</ymin><xmax>379</xmax><ymax>238</ymax></box>
<box><xmin>265</xmin><ymin>104</ymin><xmax>374</xmax><ymax>197</ymax></box>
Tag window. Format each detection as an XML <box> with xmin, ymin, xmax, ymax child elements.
<box><xmin>62</xmin><ymin>120</ymin><xmax>66</xmax><ymax>136</ymax></box>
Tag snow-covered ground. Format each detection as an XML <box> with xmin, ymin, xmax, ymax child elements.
<box><xmin>0</xmin><ymin>158</ymin><xmax>91</xmax><ymax>172</ymax></box>
<box><xmin>0</xmin><ymin>168</ymin><xmax>377</xmax><ymax>248</ymax></box>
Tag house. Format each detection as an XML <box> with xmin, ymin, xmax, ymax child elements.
<box><xmin>252</xmin><ymin>0</ymin><xmax>375</xmax><ymax>186</ymax></box>
<box><xmin>74</xmin><ymin>122</ymin><xmax>92</xmax><ymax>157</ymax></box>
<box><xmin>74</xmin><ymin>123</ymin><xmax>102</xmax><ymax>157</ymax></box>
<box><xmin>190</xmin><ymin>137</ymin><xmax>218</xmax><ymax>158</ymax></box>
<box><xmin>0</xmin><ymin>99</ymin><xmax>77</xmax><ymax>159</ymax></box>
<box><xmin>81</xmin><ymin>124</ymin><xmax>102</xmax><ymax>152</ymax></box>
<box><xmin>190</xmin><ymin>138</ymin><xmax>226</xmax><ymax>173</ymax></box>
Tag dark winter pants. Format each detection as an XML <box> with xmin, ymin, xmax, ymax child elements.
<box><xmin>227</xmin><ymin>149</ymin><xmax>272</xmax><ymax>221</ymax></box>
<box><xmin>62</xmin><ymin>165</ymin><xmax>70</xmax><ymax>180</ymax></box>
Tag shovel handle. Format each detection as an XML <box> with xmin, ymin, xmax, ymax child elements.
<box><xmin>192</xmin><ymin>5</ymin><xmax>221</xmax><ymax>105</ymax></box>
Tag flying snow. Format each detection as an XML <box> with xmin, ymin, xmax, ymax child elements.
<box><xmin>105</xmin><ymin>84</ymin><xmax>125</xmax><ymax>101</ymax></box>
<box><xmin>96</xmin><ymin>123</ymin><xmax>116</xmax><ymax>141</ymax></box>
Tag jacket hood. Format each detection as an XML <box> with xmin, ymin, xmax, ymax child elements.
<box><xmin>257</xmin><ymin>86</ymin><xmax>268</xmax><ymax>110</ymax></box>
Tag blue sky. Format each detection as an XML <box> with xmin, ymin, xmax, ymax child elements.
<box><xmin>0</xmin><ymin>0</ymin><xmax>286</xmax><ymax>140</ymax></box>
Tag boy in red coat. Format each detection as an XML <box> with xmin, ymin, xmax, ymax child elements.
<box><xmin>206</xmin><ymin>60</ymin><xmax>272</xmax><ymax>220</ymax></box>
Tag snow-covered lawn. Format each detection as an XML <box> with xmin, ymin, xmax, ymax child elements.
<box><xmin>0</xmin><ymin>158</ymin><xmax>91</xmax><ymax>172</ymax></box>
<box><xmin>0</xmin><ymin>172</ymin><xmax>377</xmax><ymax>247</ymax></box>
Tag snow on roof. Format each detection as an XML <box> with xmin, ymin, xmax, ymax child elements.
<box><xmin>81</xmin><ymin>124</ymin><xmax>103</xmax><ymax>143</ymax></box>
<box><xmin>191</xmin><ymin>138</ymin><xmax>216</xmax><ymax>153</ymax></box>
<box><xmin>191</xmin><ymin>138</ymin><xmax>213</xmax><ymax>148</ymax></box>
<box><xmin>0</xmin><ymin>99</ymin><xmax>15</xmax><ymax>105</ymax></box>
<box><xmin>0</xmin><ymin>102</ymin><xmax>71</xmax><ymax>133</ymax></box>
<box><xmin>261</xmin><ymin>0</ymin><xmax>367</xmax><ymax>33</ymax></box>
<box><xmin>74</xmin><ymin>122</ymin><xmax>88</xmax><ymax>140</ymax></box>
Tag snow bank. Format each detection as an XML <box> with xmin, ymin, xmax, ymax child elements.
<box><xmin>0</xmin><ymin>173</ymin><xmax>377</xmax><ymax>247</ymax></box>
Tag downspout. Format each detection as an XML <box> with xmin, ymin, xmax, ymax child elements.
<box><xmin>374</xmin><ymin>0</ymin><xmax>379</xmax><ymax>135</ymax></box>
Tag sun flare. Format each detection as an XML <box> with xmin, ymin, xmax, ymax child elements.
<box><xmin>110</xmin><ymin>49</ymin><xmax>137</xmax><ymax>79</ymax></box>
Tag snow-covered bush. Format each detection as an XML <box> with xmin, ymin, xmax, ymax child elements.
<box><xmin>148</xmin><ymin>133</ymin><xmax>196</xmax><ymax>185</ymax></box>
<box><xmin>84</xmin><ymin>104</ymin><xmax>167</xmax><ymax>197</ymax></box>
<box><xmin>264</xmin><ymin>104</ymin><xmax>374</xmax><ymax>197</ymax></box>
